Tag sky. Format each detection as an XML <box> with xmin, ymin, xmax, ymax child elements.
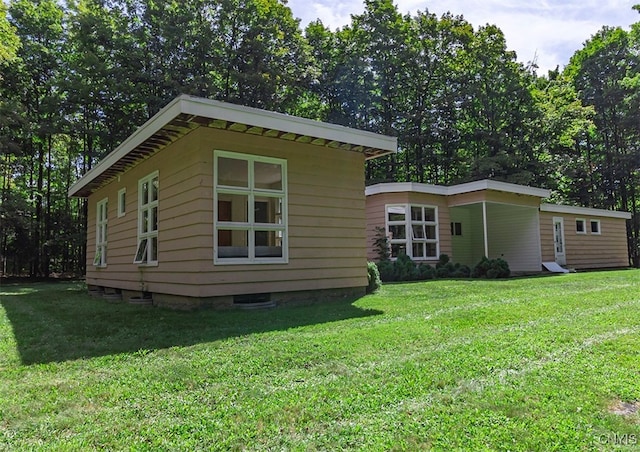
<box><xmin>287</xmin><ymin>0</ymin><xmax>639</xmax><ymax>74</ymax></box>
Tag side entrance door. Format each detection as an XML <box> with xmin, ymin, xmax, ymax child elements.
<box><xmin>553</xmin><ymin>217</ymin><xmax>566</xmax><ymax>265</ymax></box>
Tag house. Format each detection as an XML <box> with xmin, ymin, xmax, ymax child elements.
<box><xmin>365</xmin><ymin>180</ymin><xmax>631</xmax><ymax>272</ymax></box>
<box><xmin>69</xmin><ymin>95</ymin><xmax>397</xmax><ymax>309</ymax></box>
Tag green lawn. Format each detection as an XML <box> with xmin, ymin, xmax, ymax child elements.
<box><xmin>1</xmin><ymin>271</ymin><xmax>640</xmax><ymax>450</ymax></box>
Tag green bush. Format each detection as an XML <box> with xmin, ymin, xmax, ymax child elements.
<box><xmin>366</xmin><ymin>261</ymin><xmax>382</xmax><ymax>294</ymax></box>
<box><xmin>472</xmin><ymin>257</ymin><xmax>510</xmax><ymax>278</ymax></box>
<box><xmin>377</xmin><ymin>260</ymin><xmax>396</xmax><ymax>282</ymax></box>
<box><xmin>394</xmin><ymin>254</ymin><xmax>419</xmax><ymax>281</ymax></box>
<box><xmin>417</xmin><ymin>263</ymin><xmax>435</xmax><ymax>279</ymax></box>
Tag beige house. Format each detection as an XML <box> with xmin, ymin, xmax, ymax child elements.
<box><xmin>69</xmin><ymin>95</ymin><xmax>396</xmax><ymax>308</ymax></box>
<box><xmin>366</xmin><ymin>180</ymin><xmax>631</xmax><ymax>273</ymax></box>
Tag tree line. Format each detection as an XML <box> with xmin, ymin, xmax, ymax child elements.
<box><xmin>1</xmin><ymin>0</ymin><xmax>639</xmax><ymax>277</ymax></box>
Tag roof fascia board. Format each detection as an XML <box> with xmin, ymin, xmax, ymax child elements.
<box><xmin>68</xmin><ymin>97</ymin><xmax>184</xmax><ymax>197</ymax></box>
<box><xmin>180</xmin><ymin>95</ymin><xmax>397</xmax><ymax>153</ymax></box>
<box><xmin>446</xmin><ymin>180</ymin><xmax>551</xmax><ymax>198</ymax></box>
<box><xmin>365</xmin><ymin>182</ymin><xmax>448</xmax><ymax>197</ymax></box>
<box><xmin>540</xmin><ymin>203</ymin><xmax>631</xmax><ymax>219</ymax></box>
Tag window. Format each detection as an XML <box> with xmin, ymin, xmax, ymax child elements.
<box><xmin>451</xmin><ymin>222</ymin><xmax>462</xmax><ymax>236</ymax></box>
<box><xmin>576</xmin><ymin>218</ymin><xmax>586</xmax><ymax>234</ymax></box>
<box><xmin>134</xmin><ymin>172</ymin><xmax>158</xmax><ymax>265</ymax></box>
<box><xmin>94</xmin><ymin>198</ymin><xmax>108</xmax><ymax>267</ymax></box>
<box><xmin>118</xmin><ymin>188</ymin><xmax>126</xmax><ymax>217</ymax></box>
<box><xmin>590</xmin><ymin>219</ymin><xmax>601</xmax><ymax>235</ymax></box>
<box><xmin>214</xmin><ymin>151</ymin><xmax>287</xmax><ymax>264</ymax></box>
<box><xmin>386</xmin><ymin>204</ymin><xmax>438</xmax><ymax>260</ymax></box>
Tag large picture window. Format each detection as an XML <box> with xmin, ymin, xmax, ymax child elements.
<box><xmin>134</xmin><ymin>171</ymin><xmax>159</xmax><ymax>265</ymax></box>
<box><xmin>214</xmin><ymin>150</ymin><xmax>287</xmax><ymax>264</ymax></box>
<box><xmin>386</xmin><ymin>204</ymin><xmax>438</xmax><ymax>260</ymax></box>
<box><xmin>94</xmin><ymin>198</ymin><xmax>108</xmax><ymax>267</ymax></box>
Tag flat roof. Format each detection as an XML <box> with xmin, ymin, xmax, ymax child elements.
<box><xmin>69</xmin><ymin>95</ymin><xmax>397</xmax><ymax>197</ymax></box>
<box><xmin>540</xmin><ymin>203</ymin><xmax>632</xmax><ymax>219</ymax></box>
<box><xmin>365</xmin><ymin>180</ymin><xmax>551</xmax><ymax>198</ymax></box>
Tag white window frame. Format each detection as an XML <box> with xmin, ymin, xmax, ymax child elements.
<box><xmin>590</xmin><ymin>219</ymin><xmax>601</xmax><ymax>235</ymax></box>
<box><xmin>94</xmin><ymin>197</ymin><xmax>108</xmax><ymax>267</ymax></box>
<box><xmin>214</xmin><ymin>150</ymin><xmax>288</xmax><ymax>265</ymax></box>
<box><xmin>134</xmin><ymin>171</ymin><xmax>159</xmax><ymax>266</ymax></box>
<box><xmin>575</xmin><ymin>218</ymin><xmax>586</xmax><ymax>234</ymax></box>
<box><xmin>385</xmin><ymin>204</ymin><xmax>439</xmax><ymax>261</ymax></box>
<box><xmin>117</xmin><ymin>188</ymin><xmax>126</xmax><ymax>217</ymax></box>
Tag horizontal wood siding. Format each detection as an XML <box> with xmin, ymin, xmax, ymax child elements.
<box><xmin>365</xmin><ymin>192</ymin><xmax>452</xmax><ymax>262</ymax></box>
<box><xmin>87</xmin><ymin>126</ymin><xmax>369</xmax><ymax>298</ymax></box>
<box><xmin>540</xmin><ymin>211</ymin><xmax>629</xmax><ymax>269</ymax></box>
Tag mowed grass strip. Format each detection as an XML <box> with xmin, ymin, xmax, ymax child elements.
<box><xmin>1</xmin><ymin>271</ymin><xmax>639</xmax><ymax>450</ymax></box>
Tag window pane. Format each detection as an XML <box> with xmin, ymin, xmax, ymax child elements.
<box><xmin>411</xmin><ymin>206</ymin><xmax>423</xmax><ymax>221</ymax></box>
<box><xmin>151</xmin><ymin>177</ymin><xmax>158</xmax><ymax>202</ymax></box>
<box><xmin>576</xmin><ymin>220</ymin><xmax>584</xmax><ymax>232</ymax></box>
<box><xmin>255</xmin><ymin>230</ymin><xmax>283</xmax><ymax>257</ymax></box>
<box><xmin>135</xmin><ymin>238</ymin><xmax>148</xmax><ymax>263</ymax></box>
<box><xmin>425</xmin><ymin>225</ymin><xmax>436</xmax><ymax>239</ymax></box>
<box><xmin>412</xmin><ymin>225</ymin><xmax>425</xmax><ymax>239</ymax></box>
<box><xmin>591</xmin><ymin>221</ymin><xmax>599</xmax><ymax>233</ymax></box>
<box><xmin>412</xmin><ymin>242</ymin><xmax>424</xmax><ymax>258</ymax></box>
<box><xmin>150</xmin><ymin>236</ymin><xmax>158</xmax><ymax>261</ymax></box>
<box><xmin>151</xmin><ymin>206</ymin><xmax>158</xmax><ymax>232</ymax></box>
<box><xmin>218</xmin><ymin>157</ymin><xmax>248</xmax><ymax>187</ymax></box>
<box><xmin>424</xmin><ymin>208</ymin><xmax>436</xmax><ymax>222</ymax></box>
<box><xmin>218</xmin><ymin>194</ymin><xmax>248</xmax><ymax>222</ymax></box>
<box><xmin>218</xmin><ymin>230</ymin><xmax>249</xmax><ymax>258</ymax></box>
<box><xmin>142</xmin><ymin>209</ymin><xmax>149</xmax><ymax>233</ymax></box>
<box><xmin>391</xmin><ymin>243</ymin><xmax>406</xmax><ymax>258</ymax></box>
<box><xmin>389</xmin><ymin>225</ymin><xmax>406</xmax><ymax>240</ymax></box>
<box><xmin>425</xmin><ymin>243</ymin><xmax>437</xmax><ymax>257</ymax></box>
<box><xmin>254</xmin><ymin>161</ymin><xmax>282</xmax><ymax>190</ymax></box>
<box><xmin>142</xmin><ymin>181</ymin><xmax>149</xmax><ymax>205</ymax></box>
<box><xmin>254</xmin><ymin>197</ymin><xmax>282</xmax><ymax>224</ymax></box>
<box><xmin>387</xmin><ymin>206</ymin><xmax>406</xmax><ymax>222</ymax></box>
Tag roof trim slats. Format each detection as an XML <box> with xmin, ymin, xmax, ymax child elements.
<box><xmin>69</xmin><ymin>95</ymin><xmax>397</xmax><ymax>198</ymax></box>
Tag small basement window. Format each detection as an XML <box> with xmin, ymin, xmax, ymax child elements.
<box><xmin>590</xmin><ymin>219</ymin><xmax>601</xmax><ymax>235</ymax></box>
<box><xmin>576</xmin><ymin>218</ymin><xmax>586</xmax><ymax>234</ymax></box>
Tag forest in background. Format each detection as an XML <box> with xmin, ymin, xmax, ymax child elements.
<box><xmin>1</xmin><ymin>0</ymin><xmax>639</xmax><ymax>277</ymax></box>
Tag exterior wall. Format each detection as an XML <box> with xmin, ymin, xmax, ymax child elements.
<box><xmin>540</xmin><ymin>211</ymin><xmax>629</xmax><ymax>269</ymax></box>
<box><xmin>86</xmin><ymin>126</ymin><xmax>368</xmax><ymax>299</ymax></box>
<box><xmin>364</xmin><ymin>191</ymin><xmax>452</xmax><ymax>262</ymax></box>
<box><xmin>486</xmin><ymin>204</ymin><xmax>541</xmax><ymax>272</ymax></box>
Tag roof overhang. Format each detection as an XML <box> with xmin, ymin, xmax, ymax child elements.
<box><xmin>366</xmin><ymin>180</ymin><xmax>551</xmax><ymax>198</ymax></box>
<box><xmin>69</xmin><ymin>95</ymin><xmax>397</xmax><ymax>197</ymax></box>
<box><xmin>540</xmin><ymin>203</ymin><xmax>632</xmax><ymax>219</ymax></box>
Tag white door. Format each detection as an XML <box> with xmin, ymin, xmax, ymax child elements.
<box><xmin>553</xmin><ymin>217</ymin><xmax>566</xmax><ymax>265</ymax></box>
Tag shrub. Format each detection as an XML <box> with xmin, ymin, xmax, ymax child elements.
<box><xmin>394</xmin><ymin>253</ymin><xmax>419</xmax><ymax>281</ymax></box>
<box><xmin>436</xmin><ymin>254</ymin><xmax>450</xmax><ymax>268</ymax></box>
<box><xmin>373</xmin><ymin>226</ymin><xmax>390</xmax><ymax>262</ymax></box>
<box><xmin>366</xmin><ymin>261</ymin><xmax>382</xmax><ymax>294</ymax></box>
<box><xmin>376</xmin><ymin>260</ymin><xmax>396</xmax><ymax>282</ymax></box>
<box><xmin>472</xmin><ymin>257</ymin><xmax>510</xmax><ymax>279</ymax></box>
<box><xmin>417</xmin><ymin>263</ymin><xmax>435</xmax><ymax>280</ymax></box>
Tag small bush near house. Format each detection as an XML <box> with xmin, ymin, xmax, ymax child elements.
<box><xmin>375</xmin><ymin>254</ymin><xmax>475</xmax><ymax>282</ymax></box>
<box><xmin>366</xmin><ymin>261</ymin><xmax>382</xmax><ymax>294</ymax></box>
<box><xmin>472</xmin><ymin>256</ymin><xmax>510</xmax><ymax>278</ymax></box>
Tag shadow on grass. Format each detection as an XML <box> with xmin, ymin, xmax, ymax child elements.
<box><xmin>0</xmin><ymin>281</ymin><xmax>382</xmax><ymax>365</ymax></box>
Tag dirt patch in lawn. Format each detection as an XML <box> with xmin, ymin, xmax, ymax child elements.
<box><xmin>608</xmin><ymin>400</ymin><xmax>640</xmax><ymax>416</ymax></box>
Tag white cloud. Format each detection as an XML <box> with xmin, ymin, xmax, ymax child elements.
<box><xmin>288</xmin><ymin>0</ymin><xmax>639</xmax><ymax>74</ymax></box>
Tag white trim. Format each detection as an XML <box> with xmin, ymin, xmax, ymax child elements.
<box><xmin>384</xmin><ymin>203</ymin><xmax>439</xmax><ymax>261</ymax></box>
<box><xmin>70</xmin><ymin>95</ymin><xmax>397</xmax><ymax>197</ymax></box>
<box><xmin>94</xmin><ymin>197</ymin><xmax>108</xmax><ymax>267</ymax></box>
<box><xmin>134</xmin><ymin>171</ymin><xmax>159</xmax><ymax>266</ymax></box>
<box><xmin>213</xmin><ymin>150</ymin><xmax>288</xmax><ymax>265</ymax></box>
<box><xmin>575</xmin><ymin>218</ymin><xmax>587</xmax><ymax>234</ymax></box>
<box><xmin>482</xmin><ymin>201</ymin><xmax>489</xmax><ymax>258</ymax></box>
<box><xmin>541</xmin><ymin>203</ymin><xmax>631</xmax><ymax>219</ymax></box>
<box><xmin>366</xmin><ymin>182</ymin><xmax>448</xmax><ymax>197</ymax></box>
<box><xmin>366</xmin><ymin>179</ymin><xmax>551</xmax><ymax>198</ymax></box>
<box><xmin>590</xmin><ymin>219</ymin><xmax>602</xmax><ymax>235</ymax></box>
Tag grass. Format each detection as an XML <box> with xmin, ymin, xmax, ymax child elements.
<box><xmin>1</xmin><ymin>271</ymin><xmax>640</xmax><ymax>450</ymax></box>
